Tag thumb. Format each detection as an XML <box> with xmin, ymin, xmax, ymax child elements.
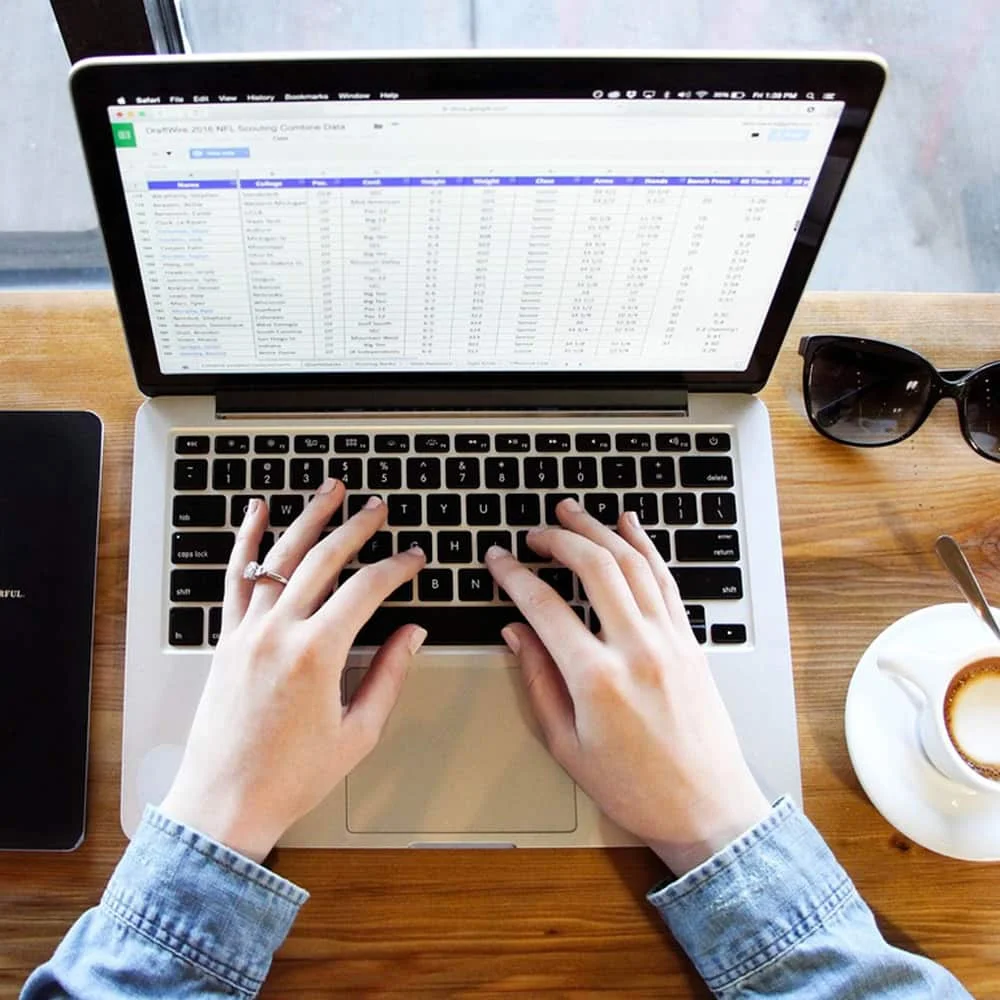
<box><xmin>502</xmin><ymin>623</ymin><xmax>576</xmax><ymax>755</ymax></box>
<box><xmin>344</xmin><ymin>624</ymin><xmax>426</xmax><ymax>749</ymax></box>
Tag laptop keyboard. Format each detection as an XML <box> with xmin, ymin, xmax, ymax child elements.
<box><xmin>168</xmin><ymin>428</ymin><xmax>747</xmax><ymax>649</ymax></box>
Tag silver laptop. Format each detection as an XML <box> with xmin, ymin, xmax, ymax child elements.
<box><xmin>71</xmin><ymin>50</ymin><xmax>885</xmax><ymax>847</ymax></box>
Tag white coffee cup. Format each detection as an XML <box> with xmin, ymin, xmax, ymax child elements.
<box><xmin>877</xmin><ymin>643</ymin><xmax>1000</xmax><ymax>793</ymax></box>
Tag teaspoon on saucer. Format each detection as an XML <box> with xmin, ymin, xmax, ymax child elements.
<box><xmin>934</xmin><ymin>534</ymin><xmax>1000</xmax><ymax>643</ymax></box>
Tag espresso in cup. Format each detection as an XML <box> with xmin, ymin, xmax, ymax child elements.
<box><xmin>943</xmin><ymin>657</ymin><xmax>1000</xmax><ymax>782</ymax></box>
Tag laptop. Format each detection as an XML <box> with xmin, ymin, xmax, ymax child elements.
<box><xmin>70</xmin><ymin>51</ymin><xmax>885</xmax><ymax>847</ymax></box>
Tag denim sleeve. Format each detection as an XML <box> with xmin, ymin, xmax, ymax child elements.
<box><xmin>648</xmin><ymin>797</ymin><xmax>971</xmax><ymax>999</ymax></box>
<box><xmin>21</xmin><ymin>806</ymin><xmax>308</xmax><ymax>999</ymax></box>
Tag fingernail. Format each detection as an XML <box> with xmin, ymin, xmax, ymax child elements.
<box><xmin>527</xmin><ymin>526</ymin><xmax>544</xmax><ymax>536</ymax></box>
<box><xmin>625</xmin><ymin>510</ymin><xmax>639</xmax><ymax>528</ymax></box>
<box><xmin>318</xmin><ymin>477</ymin><xmax>338</xmax><ymax>495</ymax></box>
<box><xmin>408</xmin><ymin>626</ymin><xmax>428</xmax><ymax>655</ymax></box>
<box><xmin>408</xmin><ymin>542</ymin><xmax>426</xmax><ymax>558</ymax></box>
<box><xmin>560</xmin><ymin>497</ymin><xmax>581</xmax><ymax>513</ymax></box>
<box><xmin>246</xmin><ymin>498</ymin><xmax>260</xmax><ymax>516</ymax></box>
<box><xmin>485</xmin><ymin>544</ymin><xmax>509</xmax><ymax>561</ymax></box>
<box><xmin>501</xmin><ymin>626</ymin><xmax>521</xmax><ymax>654</ymax></box>
<box><xmin>364</xmin><ymin>495</ymin><xmax>383</xmax><ymax>509</ymax></box>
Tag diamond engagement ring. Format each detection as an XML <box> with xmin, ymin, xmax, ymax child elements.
<box><xmin>242</xmin><ymin>561</ymin><xmax>290</xmax><ymax>586</ymax></box>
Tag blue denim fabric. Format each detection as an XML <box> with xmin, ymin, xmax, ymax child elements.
<box><xmin>649</xmin><ymin>796</ymin><xmax>972</xmax><ymax>998</ymax></box>
<box><xmin>21</xmin><ymin>806</ymin><xmax>307</xmax><ymax>999</ymax></box>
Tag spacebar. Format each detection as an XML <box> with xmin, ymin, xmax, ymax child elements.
<box><xmin>355</xmin><ymin>606</ymin><xmax>528</xmax><ymax>646</ymax></box>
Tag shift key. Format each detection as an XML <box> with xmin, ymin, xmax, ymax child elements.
<box><xmin>171</xmin><ymin>569</ymin><xmax>225</xmax><ymax>602</ymax></box>
<box><xmin>669</xmin><ymin>567</ymin><xmax>743</xmax><ymax>600</ymax></box>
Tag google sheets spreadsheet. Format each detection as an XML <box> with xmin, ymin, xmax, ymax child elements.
<box><xmin>110</xmin><ymin>97</ymin><xmax>842</xmax><ymax>375</ymax></box>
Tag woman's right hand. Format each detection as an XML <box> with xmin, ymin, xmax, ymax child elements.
<box><xmin>485</xmin><ymin>498</ymin><xmax>770</xmax><ymax>876</ymax></box>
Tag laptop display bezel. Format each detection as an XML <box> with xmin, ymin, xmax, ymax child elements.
<box><xmin>70</xmin><ymin>52</ymin><xmax>886</xmax><ymax>398</ymax></box>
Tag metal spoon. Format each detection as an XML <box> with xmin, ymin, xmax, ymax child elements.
<box><xmin>934</xmin><ymin>534</ymin><xmax>1000</xmax><ymax>643</ymax></box>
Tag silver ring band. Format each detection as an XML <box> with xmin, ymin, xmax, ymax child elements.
<box><xmin>242</xmin><ymin>560</ymin><xmax>290</xmax><ymax>586</ymax></box>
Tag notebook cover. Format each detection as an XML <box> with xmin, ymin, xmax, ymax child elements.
<box><xmin>0</xmin><ymin>411</ymin><xmax>102</xmax><ymax>850</ymax></box>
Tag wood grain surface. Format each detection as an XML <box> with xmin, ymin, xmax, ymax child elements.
<box><xmin>0</xmin><ymin>290</ymin><xmax>998</xmax><ymax>998</ymax></box>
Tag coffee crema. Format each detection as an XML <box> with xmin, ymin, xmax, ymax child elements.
<box><xmin>943</xmin><ymin>657</ymin><xmax>1000</xmax><ymax>782</ymax></box>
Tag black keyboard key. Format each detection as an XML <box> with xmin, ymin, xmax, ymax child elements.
<box><xmin>692</xmin><ymin>625</ymin><xmax>707</xmax><ymax>644</ymax></box>
<box><xmin>455</xmin><ymin>434</ymin><xmax>490</xmax><ymax>453</ymax></box>
<box><xmin>685</xmin><ymin>604</ymin><xmax>706</xmax><ymax>625</ymax></box>
<box><xmin>255</xmin><ymin>434</ymin><xmax>289</xmax><ymax>454</ymax></box>
<box><xmin>173</xmin><ymin>495</ymin><xmax>225</xmax><ymax>527</ymax></box>
<box><xmin>466</xmin><ymin>494</ymin><xmax>501</xmax><ymax>525</ymax></box>
<box><xmin>230</xmin><ymin>494</ymin><xmax>264</xmax><ymax>527</ymax></box>
<box><xmin>427</xmin><ymin>494</ymin><xmax>462</xmax><ymax>525</ymax></box>
<box><xmin>545</xmin><ymin>493</ymin><xmax>579</xmax><ymax>525</ymax></box>
<box><xmin>358</xmin><ymin>531</ymin><xmax>393</xmax><ymax>564</ymax></box>
<box><xmin>458</xmin><ymin>569</ymin><xmax>494</xmax><ymax>601</ymax></box>
<box><xmin>295</xmin><ymin>434</ymin><xmax>329</xmax><ymax>453</ymax></box>
<box><xmin>524</xmin><ymin>456</ymin><xmax>558</xmax><ymax>488</ymax></box>
<box><xmin>171</xmin><ymin>531</ymin><xmax>235</xmax><ymax>565</ymax></box>
<box><xmin>175</xmin><ymin>435</ymin><xmax>209</xmax><ymax>455</ymax></box>
<box><xmin>516</xmin><ymin>530</ymin><xmax>550</xmax><ymax>563</ymax></box>
<box><xmin>624</xmin><ymin>493</ymin><xmax>659</xmax><ymax>525</ymax></box>
<box><xmin>355</xmin><ymin>606</ymin><xmax>535</xmax><ymax>645</ymax></box>
<box><xmin>386</xmin><ymin>580</ymin><xmax>413</xmax><ymax>602</ymax></box>
<box><xmin>496</xmin><ymin>433</ymin><xmax>530</xmax><ymax>452</ymax></box>
<box><xmin>388</xmin><ymin>494</ymin><xmax>422</xmax><ymax>526</ymax></box>
<box><xmin>251</xmin><ymin>458</ymin><xmax>285</xmax><ymax>491</ymax></box>
<box><xmin>655</xmin><ymin>432</ymin><xmax>691</xmax><ymax>452</ymax></box>
<box><xmin>712</xmin><ymin>623</ymin><xmax>747</xmax><ymax>644</ymax></box>
<box><xmin>216</xmin><ymin>435</ymin><xmax>250</xmax><ymax>454</ymax></box>
<box><xmin>213</xmin><ymin>458</ymin><xmax>246</xmax><ymax>491</ymax></box>
<box><xmin>334</xmin><ymin>434</ymin><xmax>369</xmax><ymax>453</ymax></box>
<box><xmin>485</xmin><ymin>457</ymin><xmax>519</xmax><ymax>489</ymax></box>
<box><xmin>670</xmin><ymin>567</ymin><xmax>743</xmax><ymax>600</ymax></box>
<box><xmin>438</xmin><ymin>531</ymin><xmax>473</xmax><ymax>563</ymax></box>
<box><xmin>575</xmin><ymin>433</ymin><xmax>611</xmax><ymax>453</ymax></box>
<box><xmin>407</xmin><ymin>457</ymin><xmax>442</xmax><ymax>489</ymax></box>
<box><xmin>601</xmin><ymin>456</ymin><xmax>636</xmax><ymax>488</ymax></box>
<box><xmin>641</xmin><ymin>456</ymin><xmax>676</xmax><ymax>488</ymax></box>
<box><xmin>702</xmin><ymin>492</ymin><xmax>738</xmax><ymax>525</ymax></box>
<box><xmin>374</xmin><ymin>434</ymin><xmax>410</xmax><ymax>453</ymax></box>
<box><xmin>616</xmin><ymin>433</ymin><xmax>651</xmax><ymax>452</ymax></box>
<box><xmin>208</xmin><ymin>606</ymin><xmax>223</xmax><ymax>646</ymax></box>
<box><xmin>269</xmin><ymin>494</ymin><xmax>304</xmax><ymax>527</ymax></box>
<box><xmin>329</xmin><ymin>457</ymin><xmax>362</xmax><ymax>488</ymax></box>
<box><xmin>258</xmin><ymin>532</ymin><xmax>275</xmax><ymax>561</ymax></box>
<box><xmin>505</xmin><ymin>494</ymin><xmax>541</xmax><ymax>526</ymax></box>
<box><xmin>397</xmin><ymin>531</ymin><xmax>433</xmax><ymax>560</ymax></box>
<box><xmin>680</xmin><ymin>456</ymin><xmax>734</xmax><ymax>488</ymax></box>
<box><xmin>696</xmin><ymin>432</ymin><xmax>731</xmax><ymax>452</ymax></box>
<box><xmin>290</xmin><ymin>458</ymin><xmax>325</xmax><ymax>490</ymax></box>
<box><xmin>415</xmin><ymin>434</ymin><xmax>450</xmax><ymax>452</ymax></box>
<box><xmin>419</xmin><ymin>569</ymin><xmax>454</xmax><ymax>601</ymax></box>
<box><xmin>169</xmin><ymin>607</ymin><xmax>204</xmax><ymax>646</ymax></box>
<box><xmin>315</xmin><ymin>498</ymin><xmax>343</xmax><ymax>529</ymax></box>
<box><xmin>589</xmin><ymin>608</ymin><xmax>602</xmax><ymax>635</ymax></box>
<box><xmin>563</xmin><ymin>457</ymin><xmax>598</xmax><ymax>488</ymax></box>
<box><xmin>171</xmin><ymin>569</ymin><xmax>225</xmax><ymax>602</ymax></box>
<box><xmin>538</xmin><ymin>567</ymin><xmax>574</xmax><ymax>601</ymax></box>
<box><xmin>174</xmin><ymin>459</ymin><xmax>208</xmax><ymax>490</ymax></box>
<box><xmin>368</xmin><ymin>457</ymin><xmax>402</xmax><ymax>490</ymax></box>
<box><xmin>477</xmin><ymin>530</ymin><xmax>513</xmax><ymax>561</ymax></box>
<box><xmin>584</xmin><ymin>493</ymin><xmax>619</xmax><ymax>525</ymax></box>
<box><xmin>535</xmin><ymin>433</ymin><xmax>571</xmax><ymax>452</ymax></box>
<box><xmin>646</xmin><ymin>529</ymin><xmax>671</xmax><ymax>561</ymax></box>
<box><xmin>663</xmin><ymin>493</ymin><xmax>697</xmax><ymax>525</ymax></box>
<box><xmin>347</xmin><ymin>494</ymin><xmax>383</xmax><ymax>516</ymax></box>
<box><xmin>675</xmin><ymin>530</ymin><xmax>740</xmax><ymax>562</ymax></box>
<box><xmin>445</xmin><ymin>457</ymin><xmax>480</xmax><ymax>490</ymax></box>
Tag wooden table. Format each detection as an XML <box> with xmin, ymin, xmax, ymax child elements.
<box><xmin>1</xmin><ymin>290</ymin><xmax>998</xmax><ymax>997</ymax></box>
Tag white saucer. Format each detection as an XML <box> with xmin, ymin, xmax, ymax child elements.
<box><xmin>845</xmin><ymin>602</ymin><xmax>1000</xmax><ymax>861</ymax></box>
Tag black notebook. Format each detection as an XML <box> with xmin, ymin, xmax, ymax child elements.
<box><xmin>0</xmin><ymin>411</ymin><xmax>102</xmax><ymax>850</ymax></box>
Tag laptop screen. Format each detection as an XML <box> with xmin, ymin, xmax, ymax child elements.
<box><xmin>107</xmin><ymin>91</ymin><xmax>842</xmax><ymax>377</ymax></box>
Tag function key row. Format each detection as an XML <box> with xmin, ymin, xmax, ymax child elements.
<box><xmin>175</xmin><ymin>431</ymin><xmax>731</xmax><ymax>456</ymax></box>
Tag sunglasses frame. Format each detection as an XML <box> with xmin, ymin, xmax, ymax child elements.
<box><xmin>797</xmin><ymin>335</ymin><xmax>1000</xmax><ymax>462</ymax></box>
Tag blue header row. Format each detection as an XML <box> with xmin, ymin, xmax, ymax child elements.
<box><xmin>147</xmin><ymin>175</ymin><xmax>810</xmax><ymax>191</ymax></box>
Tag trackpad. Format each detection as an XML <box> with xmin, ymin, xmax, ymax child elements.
<box><xmin>345</xmin><ymin>663</ymin><xmax>577</xmax><ymax>834</ymax></box>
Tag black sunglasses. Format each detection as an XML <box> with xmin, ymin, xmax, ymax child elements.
<box><xmin>798</xmin><ymin>336</ymin><xmax>1000</xmax><ymax>462</ymax></box>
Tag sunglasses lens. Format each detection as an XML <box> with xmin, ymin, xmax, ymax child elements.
<box><xmin>965</xmin><ymin>366</ymin><xmax>1000</xmax><ymax>460</ymax></box>
<box><xmin>807</xmin><ymin>342</ymin><xmax>933</xmax><ymax>445</ymax></box>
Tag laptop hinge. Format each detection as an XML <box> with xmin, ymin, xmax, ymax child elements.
<box><xmin>215</xmin><ymin>386</ymin><xmax>689</xmax><ymax>417</ymax></box>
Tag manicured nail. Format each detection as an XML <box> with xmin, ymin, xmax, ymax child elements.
<box><xmin>318</xmin><ymin>477</ymin><xmax>338</xmax><ymax>495</ymax></box>
<box><xmin>246</xmin><ymin>498</ymin><xmax>260</xmax><ymax>516</ymax></box>
<box><xmin>560</xmin><ymin>497</ymin><xmax>581</xmax><ymax>513</ymax></box>
<box><xmin>485</xmin><ymin>544</ymin><xmax>509</xmax><ymax>560</ymax></box>
<box><xmin>408</xmin><ymin>626</ymin><xmax>428</xmax><ymax>655</ymax></box>
<box><xmin>364</xmin><ymin>495</ymin><xmax>383</xmax><ymax>509</ymax></box>
<box><xmin>501</xmin><ymin>626</ymin><xmax>521</xmax><ymax>655</ymax></box>
<box><xmin>527</xmin><ymin>526</ymin><xmax>544</xmax><ymax>536</ymax></box>
<box><xmin>408</xmin><ymin>542</ymin><xmax>426</xmax><ymax>557</ymax></box>
<box><xmin>625</xmin><ymin>511</ymin><xmax>639</xmax><ymax>528</ymax></box>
